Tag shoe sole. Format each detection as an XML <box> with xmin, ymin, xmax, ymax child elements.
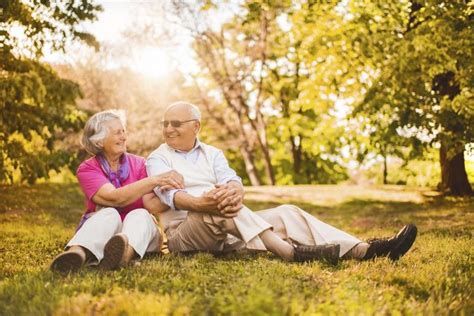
<box><xmin>51</xmin><ymin>252</ymin><xmax>84</xmax><ymax>275</ymax></box>
<box><xmin>100</xmin><ymin>235</ymin><xmax>127</xmax><ymax>271</ymax></box>
<box><xmin>389</xmin><ymin>224</ymin><xmax>417</xmax><ymax>261</ymax></box>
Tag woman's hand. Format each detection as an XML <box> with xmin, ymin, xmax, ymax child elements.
<box><xmin>143</xmin><ymin>193</ymin><xmax>169</xmax><ymax>215</ymax></box>
<box><xmin>155</xmin><ymin>170</ymin><xmax>184</xmax><ymax>192</ymax></box>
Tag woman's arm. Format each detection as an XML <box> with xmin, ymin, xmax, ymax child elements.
<box><xmin>92</xmin><ymin>171</ymin><xmax>183</xmax><ymax>207</ymax></box>
<box><xmin>143</xmin><ymin>193</ymin><xmax>169</xmax><ymax>216</ymax></box>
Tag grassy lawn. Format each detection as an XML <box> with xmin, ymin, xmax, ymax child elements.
<box><xmin>0</xmin><ymin>183</ymin><xmax>473</xmax><ymax>315</ymax></box>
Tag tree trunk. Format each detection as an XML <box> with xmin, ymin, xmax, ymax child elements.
<box><xmin>439</xmin><ymin>142</ymin><xmax>472</xmax><ymax>196</ymax></box>
<box><xmin>432</xmin><ymin>72</ymin><xmax>471</xmax><ymax>196</ymax></box>
<box><xmin>291</xmin><ymin>135</ymin><xmax>302</xmax><ymax>182</ymax></box>
<box><xmin>383</xmin><ymin>154</ymin><xmax>388</xmax><ymax>185</ymax></box>
<box><xmin>260</xmin><ymin>143</ymin><xmax>275</xmax><ymax>185</ymax></box>
<box><xmin>239</xmin><ymin>145</ymin><xmax>262</xmax><ymax>186</ymax></box>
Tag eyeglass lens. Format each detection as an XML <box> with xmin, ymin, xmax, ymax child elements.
<box><xmin>162</xmin><ymin>121</ymin><xmax>181</xmax><ymax>128</ymax></box>
<box><xmin>162</xmin><ymin>120</ymin><xmax>195</xmax><ymax>128</ymax></box>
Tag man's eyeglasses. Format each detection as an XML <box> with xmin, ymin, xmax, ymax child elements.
<box><xmin>160</xmin><ymin>119</ymin><xmax>198</xmax><ymax>128</ymax></box>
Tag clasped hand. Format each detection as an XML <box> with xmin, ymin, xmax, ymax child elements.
<box><xmin>204</xmin><ymin>183</ymin><xmax>243</xmax><ymax>218</ymax></box>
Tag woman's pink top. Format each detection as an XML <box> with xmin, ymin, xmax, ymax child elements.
<box><xmin>76</xmin><ymin>153</ymin><xmax>147</xmax><ymax>221</ymax></box>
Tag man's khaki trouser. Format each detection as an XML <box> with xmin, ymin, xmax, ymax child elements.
<box><xmin>166</xmin><ymin>206</ymin><xmax>271</xmax><ymax>253</ymax></box>
<box><xmin>166</xmin><ymin>204</ymin><xmax>363</xmax><ymax>257</ymax></box>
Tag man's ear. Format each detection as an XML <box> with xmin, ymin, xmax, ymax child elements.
<box><xmin>194</xmin><ymin>121</ymin><xmax>201</xmax><ymax>134</ymax></box>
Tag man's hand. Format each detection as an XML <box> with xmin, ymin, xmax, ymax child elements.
<box><xmin>210</xmin><ymin>182</ymin><xmax>244</xmax><ymax>217</ymax></box>
<box><xmin>173</xmin><ymin>182</ymin><xmax>243</xmax><ymax>218</ymax></box>
<box><xmin>193</xmin><ymin>189</ymin><xmax>241</xmax><ymax>218</ymax></box>
<box><xmin>155</xmin><ymin>170</ymin><xmax>184</xmax><ymax>192</ymax></box>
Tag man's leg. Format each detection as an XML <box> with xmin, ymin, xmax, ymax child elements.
<box><xmin>167</xmin><ymin>209</ymin><xmax>339</xmax><ymax>263</ymax></box>
<box><xmin>256</xmin><ymin>204</ymin><xmax>416</xmax><ymax>261</ymax></box>
<box><xmin>211</xmin><ymin>213</ymin><xmax>295</xmax><ymax>261</ymax></box>
<box><xmin>342</xmin><ymin>243</ymin><xmax>370</xmax><ymax>259</ymax></box>
<box><xmin>256</xmin><ymin>204</ymin><xmax>362</xmax><ymax>257</ymax></box>
<box><xmin>166</xmin><ymin>211</ymin><xmax>229</xmax><ymax>253</ymax></box>
<box><xmin>206</xmin><ymin>207</ymin><xmax>339</xmax><ymax>263</ymax></box>
<box><xmin>166</xmin><ymin>210</ymin><xmax>292</xmax><ymax>258</ymax></box>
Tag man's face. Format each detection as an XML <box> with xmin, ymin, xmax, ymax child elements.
<box><xmin>162</xmin><ymin>106</ymin><xmax>200</xmax><ymax>151</ymax></box>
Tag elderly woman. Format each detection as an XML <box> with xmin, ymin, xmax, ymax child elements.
<box><xmin>50</xmin><ymin>110</ymin><xmax>183</xmax><ymax>274</ymax></box>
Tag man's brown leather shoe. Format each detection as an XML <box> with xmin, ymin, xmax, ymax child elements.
<box><xmin>294</xmin><ymin>244</ymin><xmax>340</xmax><ymax>265</ymax></box>
<box><xmin>363</xmin><ymin>224</ymin><xmax>417</xmax><ymax>261</ymax></box>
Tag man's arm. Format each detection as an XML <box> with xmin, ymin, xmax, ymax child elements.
<box><xmin>211</xmin><ymin>150</ymin><xmax>245</xmax><ymax>213</ymax></box>
<box><xmin>143</xmin><ymin>193</ymin><xmax>169</xmax><ymax>216</ymax></box>
<box><xmin>213</xmin><ymin>149</ymin><xmax>242</xmax><ymax>185</ymax></box>
<box><xmin>146</xmin><ymin>152</ymin><xmax>183</xmax><ymax>209</ymax></box>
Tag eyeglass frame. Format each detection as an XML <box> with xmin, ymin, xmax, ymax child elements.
<box><xmin>160</xmin><ymin>119</ymin><xmax>199</xmax><ymax>128</ymax></box>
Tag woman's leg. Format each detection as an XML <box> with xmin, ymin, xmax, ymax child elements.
<box><xmin>51</xmin><ymin>208</ymin><xmax>122</xmax><ymax>273</ymax></box>
<box><xmin>122</xmin><ymin>208</ymin><xmax>161</xmax><ymax>258</ymax></box>
<box><xmin>66</xmin><ymin>207</ymin><xmax>122</xmax><ymax>262</ymax></box>
<box><xmin>100</xmin><ymin>208</ymin><xmax>160</xmax><ymax>270</ymax></box>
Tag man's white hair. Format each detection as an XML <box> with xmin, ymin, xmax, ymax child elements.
<box><xmin>165</xmin><ymin>101</ymin><xmax>201</xmax><ymax>121</ymax></box>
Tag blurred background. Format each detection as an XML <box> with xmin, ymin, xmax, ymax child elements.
<box><xmin>1</xmin><ymin>0</ymin><xmax>473</xmax><ymax>195</ymax></box>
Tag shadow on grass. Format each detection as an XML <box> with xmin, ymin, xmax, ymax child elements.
<box><xmin>0</xmin><ymin>183</ymin><xmax>86</xmax><ymax>227</ymax></box>
<box><xmin>1</xmin><ymin>183</ymin><xmax>472</xmax><ymax>239</ymax></box>
<box><xmin>246</xmin><ymin>197</ymin><xmax>473</xmax><ymax>233</ymax></box>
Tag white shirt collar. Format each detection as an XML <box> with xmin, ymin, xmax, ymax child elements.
<box><xmin>172</xmin><ymin>138</ymin><xmax>201</xmax><ymax>154</ymax></box>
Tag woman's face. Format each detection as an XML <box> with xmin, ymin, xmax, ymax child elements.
<box><xmin>100</xmin><ymin>119</ymin><xmax>127</xmax><ymax>157</ymax></box>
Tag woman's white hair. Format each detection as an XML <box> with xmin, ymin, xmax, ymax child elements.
<box><xmin>81</xmin><ymin>109</ymin><xmax>127</xmax><ymax>155</ymax></box>
<box><xmin>165</xmin><ymin>101</ymin><xmax>201</xmax><ymax>121</ymax></box>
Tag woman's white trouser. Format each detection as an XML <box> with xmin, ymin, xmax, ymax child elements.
<box><xmin>66</xmin><ymin>207</ymin><xmax>161</xmax><ymax>263</ymax></box>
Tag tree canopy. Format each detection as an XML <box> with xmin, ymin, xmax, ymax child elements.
<box><xmin>1</xmin><ymin>0</ymin><xmax>472</xmax><ymax>195</ymax></box>
<box><xmin>157</xmin><ymin>0</ymin><xmax>472</xmax><ymax>194</ymax></box>
<box><xmin>1</xmin><ymin>0</ymin><xmax>101</xmax><ymax>183</ymax></box>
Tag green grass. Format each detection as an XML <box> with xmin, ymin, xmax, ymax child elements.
<box><xmin>0</xmin><ymin>183</ymin><xmax>473</xmax><ymax>315</ymax></box>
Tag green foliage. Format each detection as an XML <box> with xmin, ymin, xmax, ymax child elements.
<box><xmin>362</xmin><ymin>153</ymin><xmax>442</xmax><ymax>187</ymax></box>
<box><xmin>0</xmin><ymin>0</ymin><xmax>101</xmax><ymax>183</ymax></box>
<box><xmin>225</xmin><ymin>148</ymin><xmax>254</xmax><ymax>186</ymax></box>
<box><xmin>180</xmin><ymin>1</ymin><xmax>352</xmax><ymax>184</ymax></box>
<box><xmin>173</xmin><ymin>0</ymin><xmax>472</xmax><ymax>189</ymax></box>
<box><xmin>351</xmin><ymin>0</ymin><xmax>474</xmax><ymax>158</ymax></box>
<box><xmin>1</xmin><ymin>59</ymin><xmax>86</xmax><ymax>183</ymax></box>
<box><xmin>1</xmin><ymin>183</ymin><xmax>473</xmax><ymax>315</ymax></box>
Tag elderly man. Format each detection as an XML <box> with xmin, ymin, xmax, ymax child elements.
<box><xmin>145</xmin><ymin>102</ymin><xmax>417</xmax><ymax>264</ymax></box>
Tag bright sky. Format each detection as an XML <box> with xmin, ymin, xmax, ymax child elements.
<box><xmin>90</xmin><ymin>1</ymin><xmax>180</xmax><ymax>78</ymax></box>
<box><xmin>43</xmin><ymin>0</ymin><xmax>197</xmax><ymax>79</ymax></box>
